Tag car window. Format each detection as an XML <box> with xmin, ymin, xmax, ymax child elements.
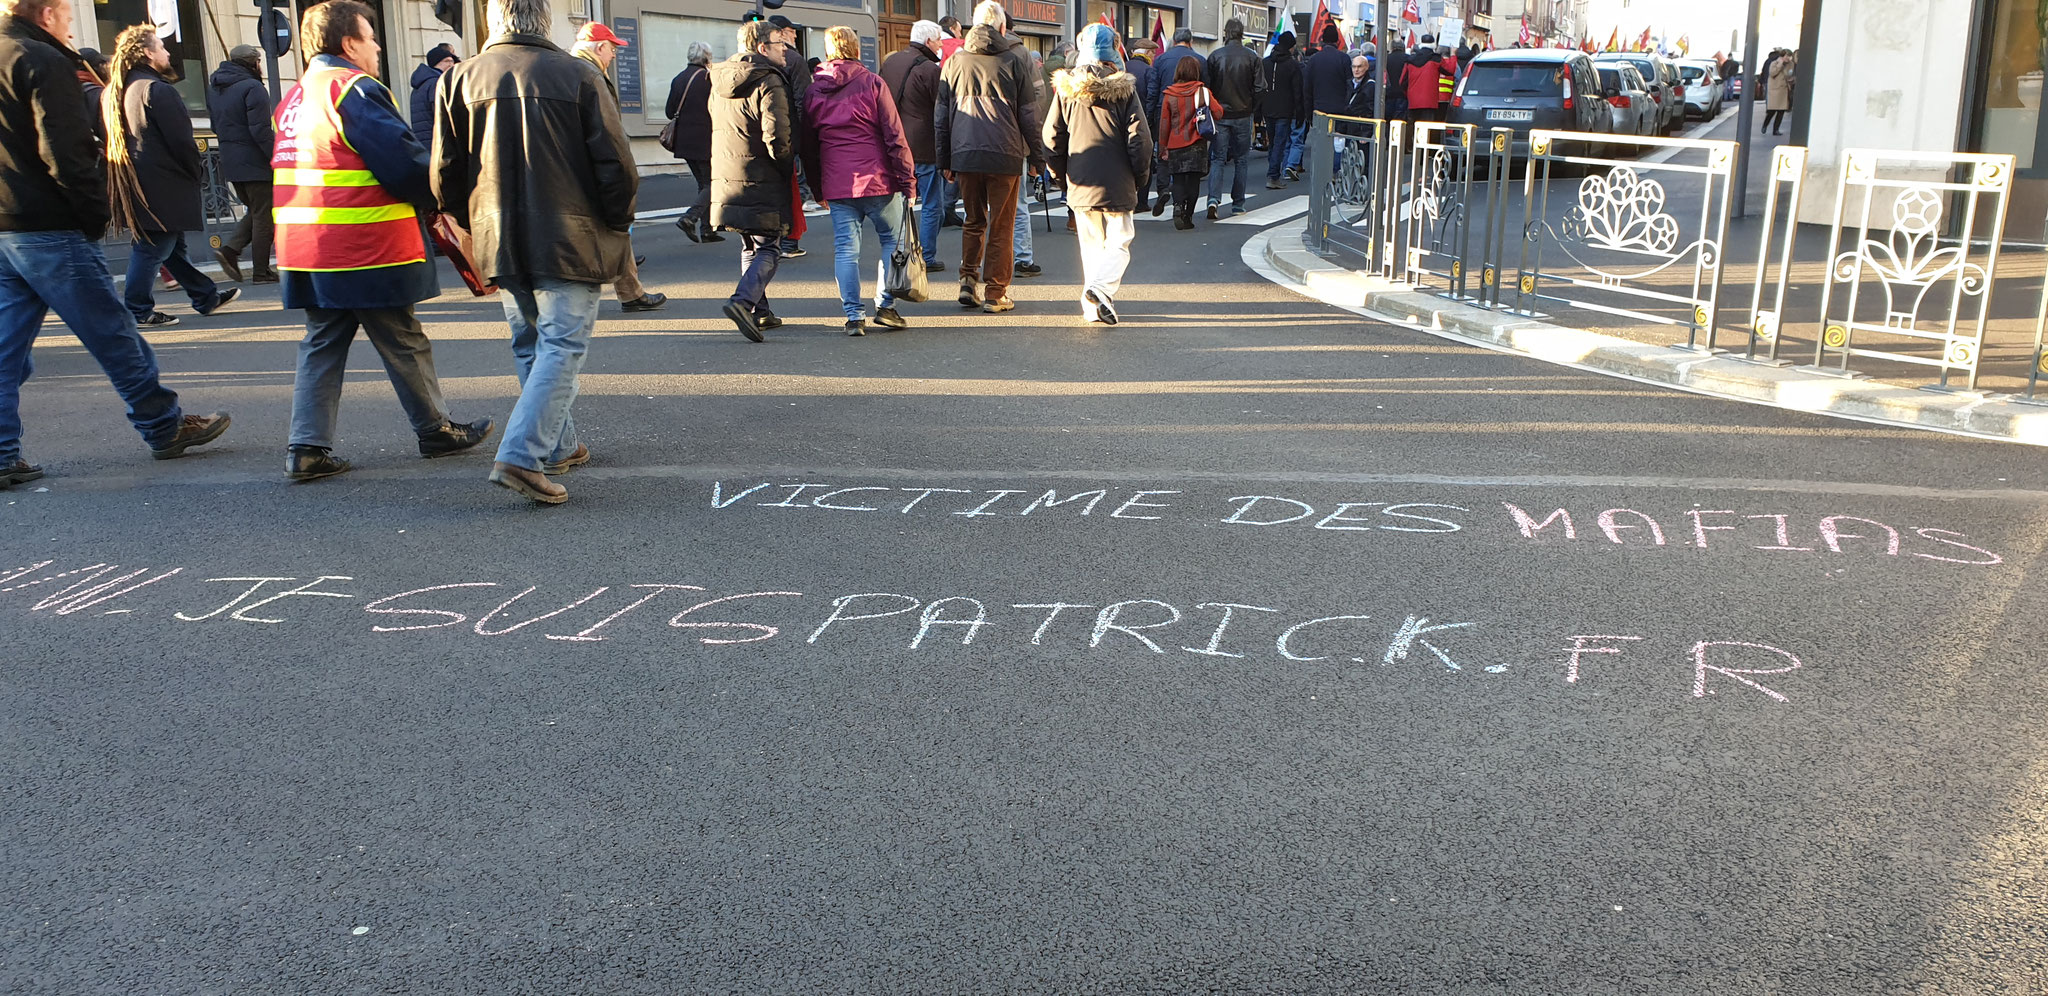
<box><xmin>1679</xmin><ymin>66</ymin><xmax>1706</xmax><ymax>81</ymax></box>
<box><xmin>1463</xmin><ymin>62</ymin><xmax>1565</xmax><ymax>97</ymax></box>
<box><xmin>1598</xmin><ymin>68</ymin><xmax>1621</xmax><ymax>89</ymax></box>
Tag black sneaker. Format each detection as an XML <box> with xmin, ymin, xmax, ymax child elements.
<box><xmin>150</xmin><ymin>412</ymin><xmax>230</xmax><ymax>460</ymax></box>
<box><xmin>138</xmin><ymin>311</ymin><xmax>180</xmax><ymax>328</ymax></box>
<box><xmin>1206</xmin><ymin>206</ymin><xmax>1219</xmax><ymax>221</ymax></box>
<box><xmin>1013</xmin><ymin>262</ymin><xmax>1043</xmax><ymax>278</ymax></box>
<box><xmin>286</xmin><ymin>446</ymin><xmax>351</xmax><ymax>482</ymax></box>
<box><xmin>1</xmin><ymin>458</ymin><xmax>43</xmax><ymax>489</ymax></box>
<box><xmin>418</xmin><ymin>416</ymin><xmax>496</xmax><ymax>458</ymax></box>
<box><xmin>845</xmin><ymin>319</ymin><xmax>867</xmax><ymax>336</ymax></box>
<box><xmin>941</xmin><ymin>213</ymin><xmax>964</xmax><ymax>228</ymax></box>
<box><xmin>780</xmin><ymin>245</ymin><xmax>807</xmax><ymax>260</ymax></box>
<box><xmin>754</xmin><ymin>311</ymin><xmax>783</xmax><ymax>330</ymax></box>
<box><xmin>723</xmin><ymin>302</ymin><xmax>765</xmax><ymax>342</ymax></box>
<box><xmin>677</xmin><ymin>215</ymin><xmax>702</xmax><ymax>243</ymax></box>
<box><xmin>621</xmin><ymin>292</ymin><xmax>667</xmax><ymax>312</ymax></box>
<box><xmin>925</xmin><ymin>259</ymin><xmax>947</xmax><ymax>273</ymax></box>
<box><xmin>1085</xmin><ymin>288</ymin><xmax>1118</xmax><ymax>326</ymax></box>
<box><xmin>195</xmin><ymin>286</ymin><xmax>240</xmax><ymax>316</ymax></box>
<box><xmin>873</xmin><ymin>307</ymin><xmax>908</xmax><ymax>330</ymax></box>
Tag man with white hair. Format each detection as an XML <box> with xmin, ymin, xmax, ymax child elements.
<box><xmin>571</xmin><ymin>21</ymin><xmax>664</xmax><ymax>313</ymax></box>
<box><xmin>434</xmin><ymin>0</ymin><xmax>637</xmax><ymax>504</ymax></box>
<box><xmin>879</xmin><ymin>19</ymin><xmax>947</xmax><ymax>273</ymax></box>
<box><xmin>935</xmin><ymin>0</ymin><xmax>1044</xmax><ymax>313</ymax></box>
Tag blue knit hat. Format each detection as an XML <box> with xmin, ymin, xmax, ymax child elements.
<box><xmin>1074</xmin><ymin>23</ymin><xmax>1120</xmax><ymax>69</ymax></box>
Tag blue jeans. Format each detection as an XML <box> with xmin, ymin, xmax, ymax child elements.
<box><xmin>1284</xmin><ymin>120</ymin><xmax>1309</xmax><ymax>172</ymax></box>
<box><xmin>733</xmin><ymin>233</ymin><xmax>781</xmax><ymax>314</ymax></box>
<box><xmin>1267</xmin><ymin>117</ymin><xmax>1297</xmax><ymax>179</ymax></box>
<box><xmin>0</xmin><ymin>230</ymin><xmax>183</xmax><ymax>463</ymax></box>
<box><xmin>123</xmin><ymin>229</ymin><xmax>220</xmax><ymax>320</ymax></box>
<box><xmin>494</xmin><ymin>276</ymin><xmax>600</xmax><ymax>472</ymax></box>
<box><xmin>1014</xmin><ymin>168</ymin><xmax>1035</xmax><ymax>265</ymax></box>
<box><xmin>1208</xmin><ymin>116</ymin><xmax>1252</xmax><ymax>210</ymax></box>
<box><xmin>828</xmin><ymin>194</ymin><xmax>904</xmax><ymax>321</ymax></box>
<box><xmin>915</xmin><ymin>164</ymin><xmax>946</xmax><ymax>266</ymax></box>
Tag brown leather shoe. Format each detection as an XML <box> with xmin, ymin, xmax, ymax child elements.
<box><xmin>150</xmin><ymin>412</ymin><xmax>230</xmax><ymax>460</ymax></box>
<box><xmin>543</xmin><ymin>444</ymin><xmax>590</xmax><ymax>475</ymax></box>
<box><xmin>490</xmin><ymin>462</ymin><xmax>567</xmax><ymax>504</ymax></box>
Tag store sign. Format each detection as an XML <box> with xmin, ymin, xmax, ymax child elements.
<box><xmin>1005</xmin><ymin>0</ymin><xmax>1064</xmax><ymax>25</ymax></box>
<box><xmin>612</xmin><ymin>17</ymin><xmax>641</xmax><ymax>115</ymax></box>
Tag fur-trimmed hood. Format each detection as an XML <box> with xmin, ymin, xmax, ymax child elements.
<box><xmin>1053</xmin><ymin>66</ymin><xmax>1135</xmax><ymax>101</ymax></box>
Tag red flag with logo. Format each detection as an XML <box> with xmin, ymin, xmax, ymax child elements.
<box><xmin>1306</xmin><ymin>0</ymin><xmax>1331</xmax><ymax>48</ymax></box>
<box><xmin>1150</xmin><ymin>12</ymin><xmax>1165</xmax><ymax>52</ymax></box>
<box><xmin>1403</xmin><ymin>0</ymin><xmax>1422</xmax><ymax>24</ymax></box>
<box><xmin>1517</xmin><ymin>17</ymin><xmax>1532</xmax><ymax>47</ymax></box>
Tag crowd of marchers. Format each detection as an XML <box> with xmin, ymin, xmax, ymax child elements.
<box><xmin>0</xmin><ymin>0</ymin><xmax>1304</xmax><ymax>506</ymax></box>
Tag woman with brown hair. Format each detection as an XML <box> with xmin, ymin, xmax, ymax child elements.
<box><xmin>103</xmin><ymin>24</ymin><xmax>238</xmax><ymax>327</ymax></box>
<box><xmin>1154</xmin><ymin>55</ymin><xmax>1221</xmax><ymax>231</ymax></box>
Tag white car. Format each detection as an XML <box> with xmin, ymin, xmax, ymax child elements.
<box><xmin>1676</xmin><ymin>60</ymin><xmax>1723</xmax><ymax>119</ymax></box>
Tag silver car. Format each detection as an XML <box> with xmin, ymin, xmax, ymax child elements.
<box><xmin>1594</xmin><ymin>54</ymin><xmax>1683</xmax><ymax>134</ymax></box>
<box><xmin>1596</xmin><ymin>64</ymin><xmax>1656</xmax><ymax>138</ymax></box>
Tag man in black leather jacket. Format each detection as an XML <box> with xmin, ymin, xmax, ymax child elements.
<box><xmin>434</xmin><ymin>0</ymin><xmax>636</xmax><ymax>505</ymax></box>
<box><xmin>1202</xmin><ymin>18</ymin><xmax>1259</xmax><ymax>219</ymax></box>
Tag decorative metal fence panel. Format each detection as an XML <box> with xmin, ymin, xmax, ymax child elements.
<box><xmin>1474</xmin><ymin>128</ymin><xmax>1513</xmax><ymax>310</ymax></box>
<box><xmin>1738</xmin><ymin>145</ymin><xmax>1808</xmax><ymax>362</ymax></box>
<box><xmin>1305</xmin><ymin>113</ymin><xmax>1400</xmax><ymax>275</ymax></box>
<box><xmin>1401</xmin><ymin>122</ymin><xmax>1476</xmax><ymax>300</ymax></box>
<box><xmin>1512</xmin><ymin>131</ymin><xmax>1737</xmax><ymax>350</ymax></box>
<box><xmin>1811</xmin><ymin>150</ymin><xmax>2014</xmax><ymax>392</ymax></box>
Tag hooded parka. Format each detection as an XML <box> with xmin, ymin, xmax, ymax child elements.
<box><xmin>206</xmin><ymin>58</ymin><xmax>273</xmax><ymax>183</ymax></box>
<box><xmin>934</xmin><ymin>24</ymin><xmax>1044</xmax><ymax>176</ymax></box>
<box><xmin>706</xmin><ymin>51</ymin><xmax>795</xmax><ymax>234</ymax></box>
<box><xmin>1044</xmin><ymin>65</ymin><xmax>1152</xmax><ymax>212</ymax></box>
<box><xmin>801</xmin><ymin>58</ymin><xmax>916</xmax><ymax>201</ymax></box>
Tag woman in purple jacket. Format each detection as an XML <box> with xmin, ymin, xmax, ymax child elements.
<box><xmin>800</xmin><ymin>26</ymin><xmax>919</xmax><ymax>335</ymax></box>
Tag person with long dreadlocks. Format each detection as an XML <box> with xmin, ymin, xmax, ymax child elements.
<box><xmin>104</xmin><ymin>23</ymin><xmax>239</xmax><ymax>327</ymax></box>
<box><xmin>0</xmin><ymin>0</ymin><xmax>232</xmax><ymax>488</ymax></box>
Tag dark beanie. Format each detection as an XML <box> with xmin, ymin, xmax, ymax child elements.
<box><xmin>425</xmin><ymin>44</ymin><xmax>459</xmax><ymax>67</ymax></box>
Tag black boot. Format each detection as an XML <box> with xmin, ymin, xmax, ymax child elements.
<box><xmin>286</xmin><ymin>446</ymin><xmax>351</xmax><ymax>481</ymax></box>
<box><xmin>418</xmin><ymin>416</ymin><xmax>497</xmax><ymax>458</ymax></box>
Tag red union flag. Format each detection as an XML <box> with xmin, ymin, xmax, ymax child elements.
<box><xmin>1403</xmin><ymin>0</ymin><xmax>1421</xmax><ymax>24</ymax></box>
<box><xmin>1517</xmin><ymin>17</ymin><xmax>1532</xmax><ymax>46</ymax></box>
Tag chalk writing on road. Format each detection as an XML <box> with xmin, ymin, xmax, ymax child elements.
<box><xmin>4</xmin><ymin>558</ymin><xmax>1807</xmax><ymax>704</ymax></box>
<box><xmin>703</xmin><ymin>481</ymin><xmax>2004</xmax><ymax>566</ymax></box>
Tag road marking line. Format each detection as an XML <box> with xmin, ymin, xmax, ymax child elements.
<box><xmin>1219</xmin><ymin>195</ymin><xmax>1311</xmax><ymax>226</ymax></box>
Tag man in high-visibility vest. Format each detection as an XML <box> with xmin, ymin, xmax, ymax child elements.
<box><xmin>273</xmin><ymin>0</ymin><xmax>494</xmax><ymax>483</ymax></box>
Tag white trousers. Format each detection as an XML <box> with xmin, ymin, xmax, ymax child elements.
<box><xmin>1074</xmin><ymin>209</ymin><xmax>1135</xmax><ymax>320</ymax></box>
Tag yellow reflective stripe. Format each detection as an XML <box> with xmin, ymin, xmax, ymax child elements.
<box><xmin>274</xmin><ymin>168</ymin><xmax>380</xmax><ymax>187</ymax></box>
<box><xmin>279</xmin><ymin>257</ymin><xmax>428</xmax><ymax>273</ymax></box>
<box><xmin>274</xmin><ymin>204</ymin><xmax>418</xmax><ymax>225</ymax></box>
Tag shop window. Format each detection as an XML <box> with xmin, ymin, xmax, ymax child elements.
<box><xmin>96</xmin><ymin>0</ymin><xmax>210</xmax><ymax>114</ymax></box>
<box><xmin>641</xmin><ymin>13</ymin><xmax>738</xmax><ymax>124</ymax></box>
<box><xmin>1978</xmin><ymin>0</ymin><xmax>2043</xmax><ymax>171</ymax></box>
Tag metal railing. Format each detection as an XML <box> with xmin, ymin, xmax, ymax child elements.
<box><xmin>1512</xmin><ymin>131</ymin><xmax>1736</xmax><ymax>351</ymax></box>
<box><xmin>1298</xmin><ymin>122</ymin><xmax>2046</xmax><ymax>397</ymax></box>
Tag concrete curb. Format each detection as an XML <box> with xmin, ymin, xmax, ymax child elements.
<box><xmin>1252</xmin><ymin>225</ymin><xmax>2048</xmax><ymax>446</ymax></box>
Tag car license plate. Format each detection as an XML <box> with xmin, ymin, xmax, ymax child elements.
<box><xmin>1488</xmin><ymin>109</ymin><xmax>1534</xmax><ymax>121</ymax></box>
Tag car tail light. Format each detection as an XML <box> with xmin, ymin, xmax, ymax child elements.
<box><xmin>1562</xmin><ymin>76</ymin><xmax>1574</xmax><ymax>110</ymax></box>
<box><xmin>1609</xmin><ymin>95</ymin><xmax>1631</xmax><ymax>108</ymax></box>
<box><xmin>1451</xmin><ymin>95</ymin><xmax>1463</xmax><ymax>109</ymax></box>
<box><xmin>1674</xmin><ymin>84</ymin><xmax>1686</xmax><ymax>98</ymax></box>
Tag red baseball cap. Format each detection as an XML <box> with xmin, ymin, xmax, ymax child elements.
<box><xmin>578</xmin><ymin>22</ymin><xmax>629</xmax><ymax>46</ymax></box>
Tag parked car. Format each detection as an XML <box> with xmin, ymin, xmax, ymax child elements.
<box><xmin>1727</xmin><ymin>73</ymin><xmax>1743</xmax><ymax>101</ymax></box>
<box><xmin>1448</xmin><ymin>49</ymin><xmax>1614</xmax><ymax>158</ymax></box>
<box><xmin>1597</xmin><ymin>63</ymin><xmax>1656</xmax><ymax>139</ymax></box>
<box><xmin>1594</xmin><ymin>53</ymin><xmax>1683</xmax><ymax>134</ymax></box>
<box><xmin>1676</xmin><ymin>60</ymin><xmax>1724</xmax><ymax>118</ymax></box>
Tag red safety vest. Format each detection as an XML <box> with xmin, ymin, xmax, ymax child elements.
<box><xmin>270</xmin><ymin>65</ymin><xmax>424</xmax><ymax>272</ymax></box>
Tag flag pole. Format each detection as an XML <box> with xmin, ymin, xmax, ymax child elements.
<box><xmin>1373</xmin><ymin>0</ymin><xmax>1388</xmax><ymax>120</ymax></box>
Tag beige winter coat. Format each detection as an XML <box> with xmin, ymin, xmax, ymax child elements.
<box><xmin>1767</xmin><ymin>57</ymin><xmax>1794</xmax><ymax>112</ymax></box>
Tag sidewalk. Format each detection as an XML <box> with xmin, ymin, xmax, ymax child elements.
<box><xmin>1249</xmin><ymin>223</ymin><xmax>2048</xmax><ymax>444</ymax></box>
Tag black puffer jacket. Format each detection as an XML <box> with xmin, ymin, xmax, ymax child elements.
<box><xmin>1043</xmin><ymin>65</ymin><xmax>1151</xmax><ymax>211</ymax></box>
<box><xmin>432</xmin><ymin>33</ymin><xmax>636</xmax><ymax>285</ymax></box>
<box><xmin>935</xmin><ymin>25</ymin><xmax>1043</xmax><ymax>175</ymax></box>
<box><xmin>206</xmin><ymin>59</ymin><xmax>273</xmax><ymax>183</ymax></box>
<box><xmin>1262</xmin><ymin>48</ymin><xmax>1301</xmax><ymax>119</ymax></box>
<box><xmin>706</xmin><ymin>52</ymin><xmax>794</xmax><ymax>235</ymax></box>
<box><xmin>1204</xmin><ymin>38</ymin><xmax>1260</xmax><ymax>119</ymax></box>
<box><xmin>408</xmin><ymin>63</ymin><xmax>440</xmax><ymax>146</ymax></box>
<box><xmin>0</xmin><ymin>15</ymin><xmax>109</xmax><ymax>238</ymax></box>
<box><xmin>118</xmin><ymin>66</ymin><xmax>204</xmax><ymax>233</ymax></box>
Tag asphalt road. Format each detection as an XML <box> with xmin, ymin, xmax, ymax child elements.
<box><xmin>5</xmin><ymin>178</ymin><xmax>2047</xmax><ymax>994</ymax></box>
